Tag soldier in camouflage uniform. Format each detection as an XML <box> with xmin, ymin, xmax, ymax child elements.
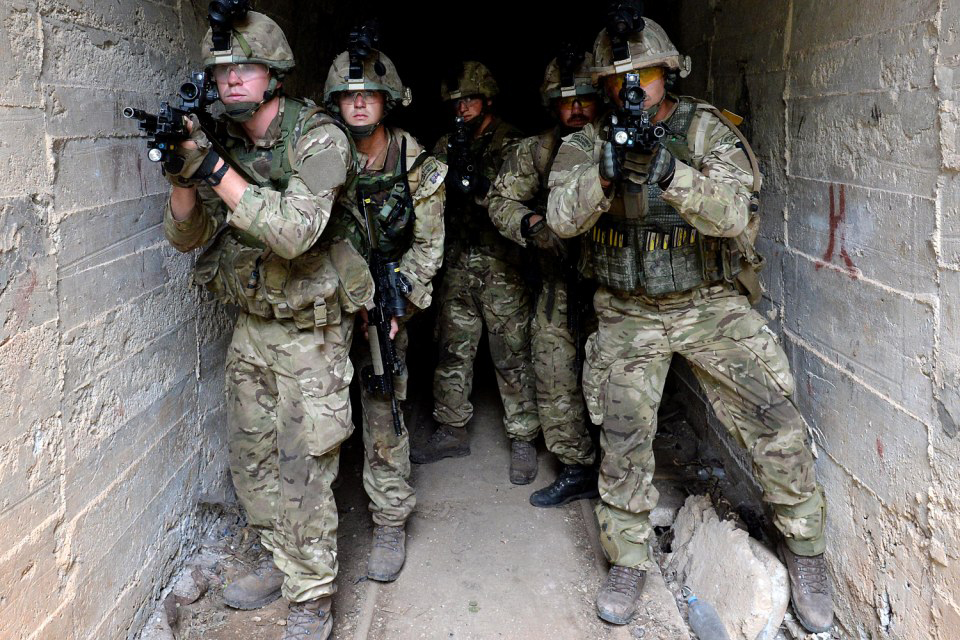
<box><xmin>158</xmin><ymin>12</ymin><xmax>370</xmax><ymax>640</ymax></box>
<box><xmin>411</xmin><ymin>62</ymin><xmax>541</xmax><ymax>485</ymax></box>
<box><xmin>488</xmin><ymin>50</ymin><xmax>600</xmax><ymax>507</ymax></box>
<box><xmin>322</xmin><ymin>47</ymin><xmax>446</xmax><ymax>583</ymax></box>
<box><xmin>546</xmin><ymin>17</ymin><xmax>833</xmax><ymax>632</ymax></box>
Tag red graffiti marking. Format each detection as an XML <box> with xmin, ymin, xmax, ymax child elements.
<box><xmin>815</xmin><ymin>184</ymin><xmax>859</xmax><ymax>279</ymax></box>
<box><xmin>13</xmin><ymin>269</ymin><xmax>38</xmax><ymax>326</ymax></box>
<box><xmin>875</xmin><ymin>437</ymin><xmax>884</xmax><ymax>460</ymax></box>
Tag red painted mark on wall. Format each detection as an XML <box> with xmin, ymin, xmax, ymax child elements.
<box><xmin>875</xmin><ymin>437</ymin><xmax>884</xmax><ymax>460</ymax></box>
<box><xmin>815</xmin><ymin>184</ymin><xmax>859</xmax><ymax>279</ymax></box>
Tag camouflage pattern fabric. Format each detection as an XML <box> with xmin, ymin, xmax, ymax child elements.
<box><xmin>547</xmin><ymin>100</ymin><xmax>826</xmax><ymax>567</ymax></box>
<box><xmin>226</xmin><ymin>314</ymin><xmax>355</xmax><ymax>601</ymax></box>
<box><xmin>352</xmin><ymin>324</ymin><xmax>415</xmax><ymax>526</ymax></box>
<box><xmin>335</xmin><ymin>127</ymin><xmax>446</xmax><ymax>526</ymax></box>
<box><xmin>201</xmin><ymin>10</ymin><xmax>296</xmax><ymax>72</ymax></box>
<box><xmin>164</xmin><ymin>98</ymin><xmax>365</xmax><ymax>603</ymax></box>
<box><xmin>489</xmin><ymin>132</ymin><xmax>594</xmax><ymax>465</ymax></box>
<box><xmin>433</xmin><ymin>249</ymin><xmax>539</xmax><ymax>441</ymax></box>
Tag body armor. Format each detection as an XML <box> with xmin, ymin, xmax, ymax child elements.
<box><xmin>588</xmin><ymin>97</ymin><xmax>742</xmax><ymax>296</ymax></box>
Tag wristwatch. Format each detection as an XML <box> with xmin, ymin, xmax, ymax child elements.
<box><xmin>520</xmin><ymin>212</ymin><xmax>546</xmax><ymax>238</ymax></box>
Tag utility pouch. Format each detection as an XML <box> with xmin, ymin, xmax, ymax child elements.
<box><xmin>589</xmin><ymin>216</ymin><xmax>641</xmax><ymax>293</ymax></box>
<box><xmin>193</xmin><ymin>230</ymin><xmax>273</xmax><ymax>318</ymax></box>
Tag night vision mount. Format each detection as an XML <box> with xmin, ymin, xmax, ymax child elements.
<box><xmin>208</xmin><ymin>0</ymin><xmax>250</xmax><ymax>52</ymax></box>
<box><xmin>557</xmin><ymin>42</ymin><xmax>585</xmax><ymax>93</ymax></box>
<box><xmin>606</xmin><ymin>0</ymin><xmax>645</xmax><ymax>63</ymax></box>
<box><xmin>348</xmin><ymin>20</ymin><xmax>385</xmax><ymax>82</ymax></box>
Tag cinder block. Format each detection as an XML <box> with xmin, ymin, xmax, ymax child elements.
<box><xmin>782</xmin><ymin>252</ymin><xmax>936</xmax><ymax>423</ymax></box>
<box><xmin>0</xmin><ymin>519</ymin><xmax>61</xmax><ymax>639</ymax></box>
<box><xmin>789</xmin><ymin>341</ymin><xmax>931</xmax><ymax>513</ymax></box>
<box><xmin>790</xmin><ymin>0</ymin><xmax>939</xmax><ymax>53</ymax></box>
<box><xmin>0</xmin><ymin>323</ymin><xmax>60</xmax><ymax>445</ymax></box>
<box><xmin>0</xmin><ymin>196</ymin><xmax>58</xmax><ymax>343</ymax></box>
<box><xmin>939</xmin><ymin>171</ymin><xmax>960</xmax><ymax>267</ymax></box>
<box><xmin>62</xmin><ymin>282</ymin><xmax>193</xmax><ymax>393</ymax></box>
<box><xmin>787</xmin><ymin>89</ymin><xmax>940</xmax><ymax>198</ymax></box>
<box><xmin>52</xmin><ymin>136</ymin><xmax>168</xmax><ymax>216</ymax></box>
<box><xmin>0</xmin><ymin>1</ymin><xmax>42</xmax><ymax>105</ymax></box>
<box><xmin>0</xmin><ymin>415</ymin><xmax>60</xmax><ymax>517</ymax></box>
<box><xmin>64</xmin><ymin>375</ymin><xmax>195</xmax><ymax>519</ymax></box>
<box><xmin>787</xmin><ymin>178</ymin><xmax>938</xmax><ymax>295</ymax></box>
<box><xmin>46</xmin><ymin>85</ymin><xmax>163</xmax><ymax>140</ymax></box>
<box><xmin>0</xmin><ymin>106</ymin><xmax>46</xmax><ymax>197</ymax></box>
<box><xmin>58</xmin><ymin>243</ymin><xmax>170</xmax><ymax>331</ymax></box>
<box><xmin>64</xmin><ymin>322</ymin><xmax>196</xmax><ymax>466</ymax></box>
<box><xmin>0</xmin><ymin>477</ymin><xmax>58</xmax><ymax>542</ymax></box>
<box><xmin>44</xmin><ymin>0</ymin><xmax>183</xmax><ymax>53</ymax></box>
<box><xmin>55</xmin><ymin>193</ymin><xmax>168</xmax><ymax>268</ymax></box>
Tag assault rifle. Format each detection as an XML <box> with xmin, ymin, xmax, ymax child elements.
<box><xmin>446</xmin><ymin>116</ymin><xmax>479</xmax><ymax>194</ymax></box>
<box><xmin>608</xmin><ymin>72</ymin><xmax>665</xmax><ymax>153</ymax></box>
<box><xmin>123</xmin><ymin>72</ymin><xmax>221</xmax><ymax>173</ymax></box>
<box><xmin>358</xmin><ymin>193</ymin><xmax>409</xmax><ymax>436</ymax></box>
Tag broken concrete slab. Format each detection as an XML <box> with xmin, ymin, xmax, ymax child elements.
<box><xmin>665</xmin><ymin>496</ymin><xmax>789</xmax><ymax>640</ymax></box>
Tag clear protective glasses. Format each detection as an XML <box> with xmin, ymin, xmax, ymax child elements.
<box><xmin>340</xmin><ymin>90</ymin><xmax>382</xmax><ymax>103</ymax></box>
<box><xmin>211</xmin><ymin>63</ymin><xmax>269</xmax><ymax>84</ymax></box>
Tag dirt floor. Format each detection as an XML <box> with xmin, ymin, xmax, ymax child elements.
<box><xmin>153</xmin><ymin>364</ymin><xmax>825</xmax><ymax>640</ymax></box>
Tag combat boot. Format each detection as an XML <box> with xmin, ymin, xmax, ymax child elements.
<box><xmin>596</xmin><ymin>565</ymin><xmax>646</xmax><ymax>625</ymax></box>
<box><xmin>780</xmin><ymin>544</ymin><xmax>834</xmax><ymax>632</ymax></box>
<box><xmin>529</xmin><ymin>464</ymin><xmax>599</xmax><ymax>507</ymax></box>
<box><xmin>222</xmin><ymin>551</ymin><xmax>284</xmax><ymax>610</ymax></box>
<box><xmin>509</xmin><ymin>439</ymin><xmax>538</xmax><ymax>485</ymax></box>
<box><xmin>367</xmin><ymin>524</ymin><xmax>406</xmax><ymax>582</ymax></box>
<box><xmin>410</xmin><ymin>423</ymin><xmax>470</xmax><ymax>464</ymax></box>
<box><xmin>283</xmin><ymin>597</ymin><xmax>332</xmax><ymax>640</ymax></box>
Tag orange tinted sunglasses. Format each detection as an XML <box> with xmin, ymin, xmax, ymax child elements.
<box><xmin>556</xmin><ymin>94</ymin><xmax>599</xmax><ymax>109</ymax></box>
<box><xmin>604</xmin><ymin>67</ymin><xmax>664</xmax><ymax>95</ymax></box>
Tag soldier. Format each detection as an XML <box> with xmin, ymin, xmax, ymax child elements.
<box><xmin>488</xmin><ymin>50</ymin><xmax>600</xmax><ymax>507</ymax></box>
<box><xmin>411</xmin><ymin>62</ymin><xmax>541</xmax><ymax>485</ymax></box>
<box><xmin>322</xmin><ymin>45</ymin><xmax>447</xmax><ymax>582</ymax></box>
<box><xmin>159</xmin><ymin>12</ymin><xmax>369</xmax><ymax>640</ymax></box>
<box><xmin>546</xmin><ymin>16</ymin><xmax>834</xmax><ymax>633</ymax></box>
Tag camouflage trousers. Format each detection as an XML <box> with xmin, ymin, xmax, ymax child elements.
<box><xmin>532</xmin><ymin>276</ymin><xmax>595</xmax><ymax>466</ymax></box>
<box><xmin>352</xmin><ymin>322</ymin><xmax>415</xmax><ymax>527</ymax></box>
<box><xmin>583</xmin><ymin>285</ymin><xmax>825</xmax><ymax>570</ymax></box>
<box><xmin>226</xmin><ymin>313</ymin><xmax>355</xmax><ymax>602</ymax></box>
<box><xmin>433</xmin><ymin>250</ymin><xmax>540</xmax><ymax>441</ymax></box>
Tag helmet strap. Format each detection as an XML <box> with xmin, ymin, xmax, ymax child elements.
<box><xmin>347</xmin><ymin>121</ymin><xmax>382</xmax><ymax>139</ymax></box>
<box><xmin>222</xmin><ymin>76</ymin><xmax>280</xmax><ymax>123</ymax></box>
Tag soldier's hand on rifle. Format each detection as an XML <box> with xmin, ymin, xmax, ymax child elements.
<box><xmin>599</xmin><ymin>141</ymin><xmax>621</xmax><ymax>187</ymax></box>
<box><xmin>523</xmin><ymin>213</ymin><xmax>567</xmax><ymax>258</ymax></box>
<box><xmin>163</xmin><ymin>114</ymin><xmax>212</xmax><ymax>188</ymax></box>
<box><xmin>622</xmin><ymin>144</ymin><xmax>676</xmax><ymax>187</ymax></box>
<box><xmin>358</xmin><ymin>307</ymin><xmax>400</xmax><ymax>340</ymax></box>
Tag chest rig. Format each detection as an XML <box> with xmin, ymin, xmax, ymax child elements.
<box><xmin>589</xmin><ymin>98</ymin><xmax>741</xmax><ymax>296</ymax></box>
<box><xmin>446</xmin><ymin>120</ymin><xmax>523</xmax><ymax>267</ymax></box>
<box><xmin>329</xmin><ymin>133</ymin><xmax>425</xmax><ymax>262</ymax></box>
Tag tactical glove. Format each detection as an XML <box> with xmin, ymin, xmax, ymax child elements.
<box><xmin>622</xmin><ymin>145</ymin><xmax>676</xmax><ymax>187</ymax></box>
<box><xmin>645</xmin><ymin>145</ymin><xmax>676</xmax><ymax>187</ymax></box>
<box><xmin>163</xmin><ymin>114</ymin><xmax>211</xmax><ymax>187</ymax></box>
<box><xmin>599</xmin><ymin>141</ymin><xmax>621</xmax><ymax>182</ymax></box>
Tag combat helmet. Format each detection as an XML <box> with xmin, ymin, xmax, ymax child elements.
<box><xmin>540</xmin><ymin>50</ymin><xmax>597</xmax><ymax>107</ymax></box>
<box><xmin>440</xmin><ymin>61</ymin><xmax>499</xmax><ymax>101</ymax></box>
<box><xmin>324</xmin><ymin>49</ymin><xmax>413</xmax><ymax>113</ymax></box>
<box><xmin>202</xmin><ymin>11</ymin><xmax>295</xmax><ymax>75</ymax></box>
<box><xmin>592</xmin><ymin>15</ymin><xmax>691</xmax><ymax>79</ymax></box>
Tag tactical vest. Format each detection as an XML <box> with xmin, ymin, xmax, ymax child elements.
<box><xmin>446</xmin><ymin>119</ymin><xmax>523</xmax><ymax>267</ymax></box>
<box><xmin>193</xmin><ymin>97</ymin><xmax>370</xmax><ymax>330</ymax></box>
<box><xmin>588</xmin><ymin>98</ymin><xmax>746</xmax><ymax>297</ymax></box>
<box><xmin>327</xmin><ymin>131</ymin><xmax>426</xmax><ymax>262</ymax></box>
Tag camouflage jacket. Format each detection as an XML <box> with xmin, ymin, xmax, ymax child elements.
<box><xmin>546</xmin><ymin>101</ymin><xmax>756</xmax><ymax>241</ymax></box>
<box><xmin>433</xmin><ymin>116</ymin><xmax>524</xmax><ymax>265</ymax></box>
<box><xmin>162</xmin><ymin>98</ymin><xmax>374</xmax><ymax>331</ymax></box>
<box><xmin>488</xmin><ymin>128</ymin><xmax>560</xmax><ymax>247</ymax></box>
<box><xmin>333</xmin><ymin>127</ymin><xmax>447</xmax><ymax>310</ymax></box>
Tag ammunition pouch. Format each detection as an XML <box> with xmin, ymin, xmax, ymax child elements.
<box><xmin>194</xmin><ymin>230</ymin><xmax>373</xmax><ymax>329</ymax></box>
<box><xmin>587</xmin><ymin>215</ymin><xmax>743</xmax><ymax>296</ymax></box>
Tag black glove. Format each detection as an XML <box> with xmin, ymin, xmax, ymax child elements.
<box><xmin>163</xmin><ymin>114</ymin><xmax>212</xmax><ymax>188</ymax></box>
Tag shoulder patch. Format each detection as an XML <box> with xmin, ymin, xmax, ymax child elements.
<box><xmin>412</xmin><ymin>155</ymin><xmax>447</xmax><ymax>199</ymax></box>
<box><xmin>567</xmin><ymin>131</ymin><xmax>594</xmax><ymax>154</ymax></box>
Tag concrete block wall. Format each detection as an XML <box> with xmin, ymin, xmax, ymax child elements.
<box><xmin>1</xmin><ymin>2</ymin><xmax>232</xmax><ymax>638</ymax></box>
<box><xmin>675</xmin><ymin>1</ymin><xmax>958</xmax><ymax>637</ymax></box>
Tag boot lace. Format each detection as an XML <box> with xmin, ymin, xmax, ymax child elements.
<box><xmin>512</xmin><ymin>441</ymin><xmax>535</xmax><ymax>464</ymax></box>
<box><xmin>285</xmin><ymin>601</ymin><xmax>329</xmax><ymax>639</ymax></box>
<box><xmin>372</xmin><ymin>525</ymin><xmax>404</xmax><ymax>552</ymax></box>
<box><xmin>793</xmin><ymin>555</ymin><xmax>829</xmax><ymax>595</ymax></box>
<box><xmin>606</xmin><ymin>566</ymin><xmax>644</xmax><ymax>596</ymax></box>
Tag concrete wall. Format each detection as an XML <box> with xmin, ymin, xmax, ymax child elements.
<box><xmin>674</xmin><ymin>1</ymin><xmax>959</xmax><ymax>637</ymax></box>
<box><xmin>0</xmin><ymin>1</ymin><xmax>232</xmax><ymax>638</ymax></box>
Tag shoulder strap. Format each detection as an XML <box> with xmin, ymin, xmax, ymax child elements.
<box><xmin>533</xmin><ymin>129</ymin><xmax>560</xmax><ymax>189</ymax></box>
